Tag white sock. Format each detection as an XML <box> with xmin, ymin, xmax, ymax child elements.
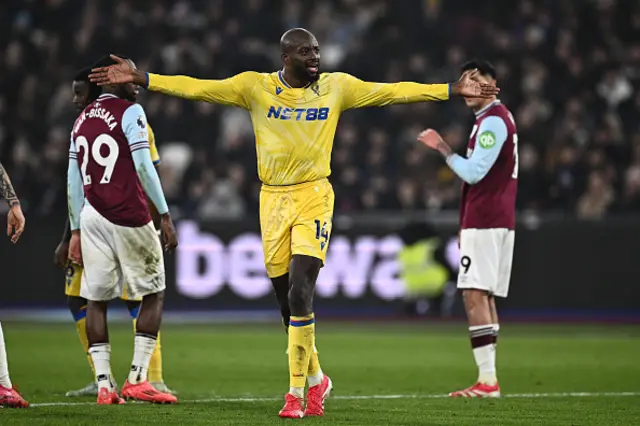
<box><xmin>472</xmin><ymin>345</ymin><xmax>497</xmax><ymax>385</ymax></box>
<box><xmin>492</xmin><ymin>323</ymin><xmax>500</xmax><ymax>349</ymax></box>
<box><xmin>89</xmin><ymin>343</ymin><xmax>112</xmax><ymax>391</ymax></box>
<box><xmin>128</xmin><ymin>334</ymin><xmax>157</xmax><ymax>384</ymax></box>
<box><xmin>469</xmin><ymin>325</ymin><xmax>497</xmax><ymax>386</ymax></box>
<box><xmin>0</xmin><ymin>322</ymin><xmax>12</xmax><ymax>388</ymax></box>
<box><xmin>289</xmin><ymin>387</ymin><xmax>304</xmax><ymax>398</ymax></box>
<box><xmin>308</xmin><ymin>369</ymin><xmax>324</xmax><ymax>387</ymax></box>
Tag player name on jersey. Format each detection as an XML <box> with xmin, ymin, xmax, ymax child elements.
<box><xmin>460</xmin><ymin>101</ymin><xmax>518</xmax><ymax>230</ymax></box>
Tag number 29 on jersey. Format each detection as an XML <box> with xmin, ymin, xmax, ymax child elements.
<box><xmin>75</xmin><ymin>134</ymin><xmax>120</xmax><ymax>185</ymax></box>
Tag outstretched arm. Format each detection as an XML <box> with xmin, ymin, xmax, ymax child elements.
<box><xmin>89</xmin><ymin>55</ymin><xmax>255</xmax><ymax>109</ymax></box>
<box><xmin>340</xmin><ymin>73</ymin><xmax>450</xmax><ymax>109</ymax></box>
<box><xmin>340</xmin><ymin>69</ymin><xmax>499</xmax><ymax>110</ymax></box>
<box><xmin>145</xmin><ymin>72</ymin><xmax>256</xmax><ymax>109</ymax></box>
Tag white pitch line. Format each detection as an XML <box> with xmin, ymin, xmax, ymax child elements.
<box><xmin>29</xmin><ymin>391</ymin><xmax>640</xmax><ymax>407</ymax></box>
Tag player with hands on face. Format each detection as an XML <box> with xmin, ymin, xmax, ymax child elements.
<box><xmin>418</xmin><ymin>59</ymin><xmax>518</xmax><ymax>398</ymax></box>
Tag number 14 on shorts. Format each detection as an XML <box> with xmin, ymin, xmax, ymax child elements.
<box><xmin>314</xmin><ymin>219</ymin><xmax>329</xmax><ymax>250</ymax></box>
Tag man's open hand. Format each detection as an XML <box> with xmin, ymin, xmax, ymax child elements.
<box><xmin>89</xmin><ymin>55</ymin><xmax>146</xmax><ymax>86</ymax></box>
<box><xmin>451</xmin><ymin>69</ymin><xmax>500</xmax><ymax>98</ymax></box>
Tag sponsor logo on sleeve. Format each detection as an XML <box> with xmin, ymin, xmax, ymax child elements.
<box><xmin>478</xmin><ymin>130</ymin><xmax>496</xmax><ymax>149</ymax></box>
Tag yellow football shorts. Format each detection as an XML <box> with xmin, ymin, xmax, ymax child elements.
<box><xmin>259</xmin><ymin>178</ymin><xmax>335</xmax><ymax>278</ymax></box>
<box><xmin>64</xmin><ymin>260</ymin><xmax>138</xmax><ymax>301</ymax></box>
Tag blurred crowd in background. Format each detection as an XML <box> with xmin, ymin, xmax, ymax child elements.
<box><xmin>1</xmin><ymin>0</ymin><xmax>639</xmax><ymax>221</ymax></box>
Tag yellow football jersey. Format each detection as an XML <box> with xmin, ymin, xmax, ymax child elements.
<box><xmin>147</xmin><ymin>123</ymin><xmax>161</xmax><ymax>165</ymax></box>
<box><xmin>148</xmin><ymin>71</ymin><xmax>449</xmax><ymax>186</ymax></box>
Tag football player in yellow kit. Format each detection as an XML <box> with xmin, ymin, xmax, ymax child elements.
<box><xmin>54</xmin><ymin>63</ymin><xmax>174</xmax><ymax>397</ymax></box>
<box><xmin>90</xmin><ymin>28</ymin><xmax>498</xmax><ymax>418</ymax></box>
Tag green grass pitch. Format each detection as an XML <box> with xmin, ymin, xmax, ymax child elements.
<box><xmin>1</xmin><ymin>321</ymin><xmax>639</xmax><ymax>425</ymax></box>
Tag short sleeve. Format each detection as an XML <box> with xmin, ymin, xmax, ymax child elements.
<box><xmin>476</xmin><ymin>116</ymin><xmax>508</xmax><ymax>150</ymax></box>
<box><xmin>121</xmin><ymin>103</ymin><xmax>149</xmax><ymax>146</ymax></box>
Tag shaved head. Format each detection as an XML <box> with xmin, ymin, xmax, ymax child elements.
<box><xmin>280</xmin><ymin>28</ymin><xmax>321</xmax><ymax>86</ymax></box>
<box><xmin>280</xmin><ymin>28</ymin><xmax>317</xmax><ymax>54</ymax></box>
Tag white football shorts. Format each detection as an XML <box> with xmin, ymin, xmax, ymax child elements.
<box><xmin>457</xmin><ymin>228</ymin><xmax>515</xmax><ymax>298</ymax></box>
<box><xmin>79</xmin><ymin>203</ymin><xmax>165</xmax><ymax>301</ymax></box>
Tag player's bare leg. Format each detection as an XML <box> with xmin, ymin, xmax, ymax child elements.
<box><xmin>279</xmin><ymin>256</ymin><xmax>332</xmax><ymax>419</ymax></box>
<box><xmin>86</xmin><ymin>300</ymin><xmax>124</xmax><ymax>405</ymax></box>
<box><xmin>124</xmin><ymin>300</ymin><xmax>175</xmax><ymax>395</ymax></box>
<box><xmin>0</xmin><ymin>321</ymin><xmax>28</xmax><ymax>408</ymax></box>
<box><xmin>489</xmin><ymin>295</ymin><xmax>500</xmax><ymax>347</ymax></box>
<box><xmin>272</xmin><ymin>274</ymin><xmax>325</xmax><ymax>391</ymax></box>
<box><xmin>272</xmin><ymin>274</ymin><xmax>292</xmax><ymax>331</ymax></box>
<box><xmin>449</xmin><ymin>289</ymin><xmax>500</xmax><ymax>398</ymax></box>
<box><xmin>121</xmin><ymin>291</ymin><xmax>177</xmax><ymax>404</ymax></box>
